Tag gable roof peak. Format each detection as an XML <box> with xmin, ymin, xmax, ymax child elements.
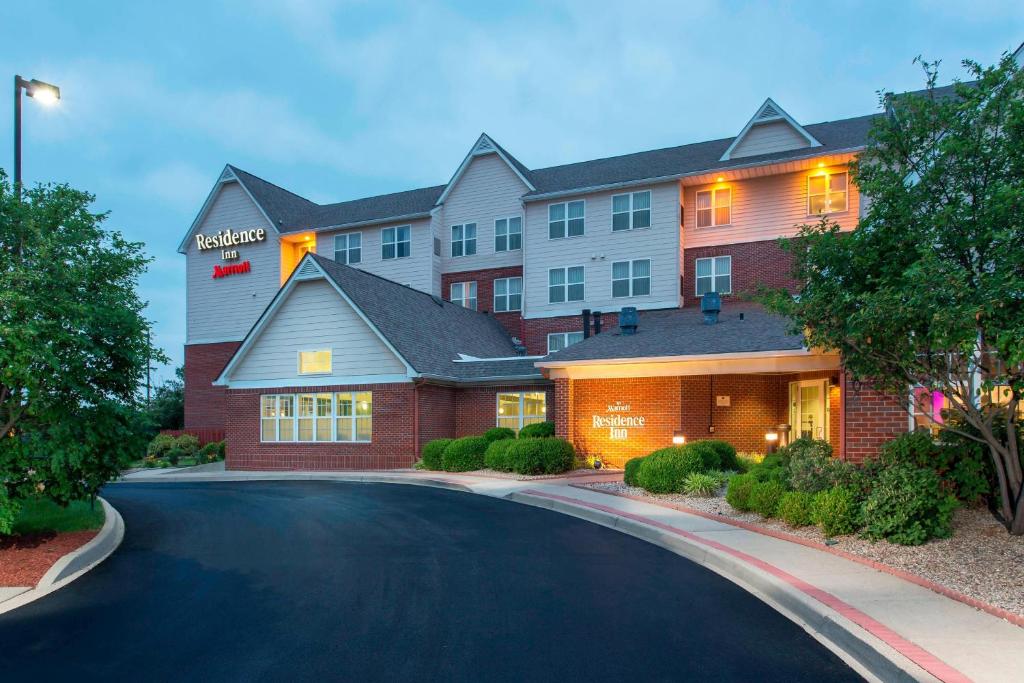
<box><xmin>436</xmin><ymin>132</ymin><xmax>536</xmax><ymax>205</ymax></box>
<box><xmin>720</xmin><ymin>97</ymin><xmax>822</xmax><ymax>161</ymax></box>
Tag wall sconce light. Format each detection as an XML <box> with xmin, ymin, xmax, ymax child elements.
<box><xmin>765</xmin><ymin>430</ymin><xmax>779</xmax><ymax>454</ymax></box>
<box><xmin>672</xmin><ymin>431</ymin><xmax>686</xmax><ymax>445</ymax></box>
<box><xmin>817</xmin><ymin>162</ymin><xmax>825</xmax><ymax>168</ymax></box>
<box><xmin>716</xmin><ymin>176</ymin><xmax>724</xmax><ymax>183</ymax></box>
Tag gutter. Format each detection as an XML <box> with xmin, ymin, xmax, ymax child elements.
<box><xmin>284</xmin><ymin>211</ymin><xmax>434</xmax><ymax>235</ymax></box>
<box><xmin>535</xmin><ymin>348</ymin><xmax>826</xmax><ymax>369</ymax></box>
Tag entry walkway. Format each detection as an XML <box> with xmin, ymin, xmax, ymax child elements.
<box><xmin>118</xmin><ymin>466</ymin><xmax>1023</xmax><ymax>682</ymax></box>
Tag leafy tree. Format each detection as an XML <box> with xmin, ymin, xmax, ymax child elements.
<box><xmin>0</xmin><ymin>171</ymin><xmax>165</xmax><ymax>519</ymax></box>
<box><xmin>764</xmin><ymin>54</ymin><xmax>1024</xmax><ymax>534</ymax></box>
<box><xmin>145</xmin><ymin>366</ymin><xmax>185</xmax><ymax>432</ymax></box>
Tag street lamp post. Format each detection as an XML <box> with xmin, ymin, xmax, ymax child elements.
<box><xmin>13</xmin><ymin>75</ymin><xmax>60</xmax><ymax>194</ymax></box>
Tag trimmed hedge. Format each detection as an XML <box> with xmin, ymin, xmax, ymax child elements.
<box><xmin>635</xmin><ymin>446</ymin><xmax>705</xmax><ymax>494</ymax></box>
<box><xmin>420</xmin><ymin>438</ymin><xmax>452</xmax><ymax>471</ymax></box>
<box><xmin>483</xmin><ymin>427</ymin><xmax>516</xmax><ymax>443</ymax></box>
<box><xmin>726</xmin><ymin>473</ymin><xmax>756</xmax><ymax>511</ymax></box>
<box><xmin>811</xmin><ymin>487</ymin><xmax>861</xmax><ymax>537</ymax></box>
<box><xmin>862</xmin><ymin>464</ymin><xmax>958</xmax><ymax>545</ymax></box>
<box><xmin>505</xmin><ymin>438</ymin><xmax>575</xmax><ymax>475</ymax></box>
<box><xmin>694</xmin><ymin>440</ymin><xmax>739</xmax><ymax>471</ymax></box>
<box><xmin>623</xmin><ymin>457</ymin><xmax>645</xmax><ymax>487</ymax></box>
<box><xmin>518</xmin><ymin>421</ymin><xmax>555</xmax><ymax>439</ymax></box>
<box><xmin>749</xmin><ymin>480</ymin><xmax>787</xmax><ymax>518</ymax></box>
<box><xmin>441</xmin><ymin>436</ymin><xmax>488</xmax><ymax>472</ymax></box>
<box><xmin>484</xmin><ymin>438</ymin><xmax>516</xmax><ymax>472</ymax></box>
<box><xmin>778</xmin><ymin>491</ymin><xmax>815</xmax><ymax>527</ymax></box>
<box><xmin>684</xmin><ymin>441</ymin><xmax>721</xmax><ymax>470</ymax></box>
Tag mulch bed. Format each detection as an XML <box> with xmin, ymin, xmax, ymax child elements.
<box><xmin>0</xmin><ymin>530</ymin><xmax>99</xmax><ymax>587</ymax></box>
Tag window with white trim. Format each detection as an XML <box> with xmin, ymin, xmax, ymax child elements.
<box><xmin>495</xmin><ymin>216</ymin><xmax>522</xmax><ymax>252</ymax></box>
<box><xmin>261</xmin><ymin>392</ymin><xmax>372</xmax><ymax>442</ymax></box>
<box><xmin>496</xmin><ymin>391</ymin><xmax>547</xmax><ymax>432</ymax></box>
<box><xmin>548</xmin><ymin>266</ymin><xmax>584</xmax><ymax>303</ymax></box>
<box><xmin>695</xmin><ymin>188</ymin><xmax>731</xmax><ymax>227</ymax></box>
<box><xmin>333</xmin><ymin>233</ymin><xmax>362</xmax><ymax>265</ymax></box>
<box><xmin>549</xmin><ymin>200</ymin><xmax>585</xmax><ymax>239</ymax></box>
<box><xmin>611</xmin><ymin>259</ymin><xmax>651</xmax><ymax>298</ymax></box>
<box><xmin>298</xmin><ymin>349</ymin><xmax>331</xmax><ymax>375</ymax></box>
<box><xmin>547</xmin><ymin>332</ymin><xmax>584</xmax><ymax>353</ymax></box>
<box><xmin>451</xmin><ymin>223</ymin><xmax>477</xmax><ymax>257</ymax></box>
<box><xmin>695</xmin><ymin>256</ymin><xmax>731</xmax><ymax>296</ymax></box>
<box><xmin>493</xmin><ymin>277</ymin><xmax>522</xmax><ymax>312</ymax></box>
<box><xmin>450</xmin><ymin>281</ymin><xmax>477</xmax><ymax>309</ymax></box>
<box><xmin>382</xmin><ymin>226</ymin><xmax>411</xmax><ymax>259</ymax></box>
<box><xmin>808</xmin><ymin>171</ymin><xmax>848</xmax><ymax>214</ymax></box>
<box><xmin>611</xmin><ymin>190</ymin><xmax>652</xmax><ymax>231</ymax></box>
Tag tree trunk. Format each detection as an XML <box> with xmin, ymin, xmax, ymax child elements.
<box><xmin>1010</xmin><ymin>487</ymin><xmax>1024</xmax><ymax>536</ymax></box>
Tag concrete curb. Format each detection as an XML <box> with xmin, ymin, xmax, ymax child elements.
<box><xmin>506</xmin><ymin>489</ymin><xmax>937</xmax><ymax>683</ymax></box>
<box><xmin>0</xmin><ymin>497</ymin><xmax>124</xmax><ymax>616</ymax></box>
<box><xmin>114</xmin><ymin>472</ymin><xmax>473</xmax><ymax>493</ymax></box>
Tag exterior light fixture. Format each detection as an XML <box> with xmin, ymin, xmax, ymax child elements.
<box><xmin>716</xmin><ymin>176</ymin><xmax>724</xmax><ymax>183</ymax></box>
<box><xmin>672</xmin><ymin>431</ymin><xmax>686</xmax><ymax>445</ymax></box>
<box><xmin>27</xmin><ymin>79</ymin><xmax>60</xmax><ymax>105</ymax></box>
<box><xmin>765</xmin><ymin>430</ymin><xmax>779</xmax><ymax>454</ymax></box>
<box><xmin>13</xmin><ymin>75</ymin><xmax>62</xmax><ymax>194</ymax></box>
<box><xmin>817</xmin><ymin>161</ymin><xmax>825</xmax><ymax>168</ymax></box>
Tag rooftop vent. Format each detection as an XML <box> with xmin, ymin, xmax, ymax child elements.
<box><xmin>701</xmin><ymin>292</ymin><xmax>721</xmax><ymax>325</ymax></box>
<box><xmin>620</xmin><ymin>306</ymin><xmax>638</xmax><ymax>335</ymax></box>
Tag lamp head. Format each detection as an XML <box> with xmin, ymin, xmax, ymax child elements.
<box><xmin>27</xmin><ymin>79</ymin><xmax>61</xmax><ymax>106</ymax></box>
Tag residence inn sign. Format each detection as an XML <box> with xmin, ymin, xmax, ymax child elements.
<box><xmin>593</xmin><ymin>402</ymin><xmax>646</xmax><ymax>441</ymax></box>
<box><xmin>194</xmin><ymin>227</ymin><xmax>267</xmax><ymax>279</ymax></box>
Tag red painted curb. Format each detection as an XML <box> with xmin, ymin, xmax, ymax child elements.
<box><xmin>571</xmin><ymin>484</ymin><xmax>1024</xmax><ymax>630</ymax></box>
<box><xmin>526</xmin><ymin>488</ymin><xmax>970</xmax><ymax>683</ymax></box>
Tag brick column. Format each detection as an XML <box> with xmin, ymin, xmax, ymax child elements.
<box><xmin>554</xmin><ymin>378</ymin><xmax>573</xmax><ymax>442</ymax></box>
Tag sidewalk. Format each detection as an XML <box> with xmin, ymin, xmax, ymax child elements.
<box><xmin>117</xmin><ymin>466</ymin><xmax>1024</xmax><ymax>682</ymax></box>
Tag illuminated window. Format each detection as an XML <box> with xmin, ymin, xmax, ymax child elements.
<box><xmin>494</xmin><ymin>277</ymin><xmax>522</xmax><ymax>312</ymax></box>
<box><xmin>336</xmin><ymin>392</ymin><xmax>373</xmax><ymax>442</ymax></box>
<box><xmin>333</xmin><ymin>233</ymin><xmax>362</xmax><ymax>265</ymax></box>
<box><xmin>495</xmin><ymin>216</ymin><xmax>522</xmax><ymax>252</ymax></box>
<box><xmin>298</xmin><ymin>349</ymin><xmax>331</xmax><ymax>375</ymax></box>
<box><xmin>549</xmin><ymin>200</ymin><xmax>585</xmax><ymax>239</ymax></box>
<box><xmin>808</xmin><ymin>171</ymin><xmax>848</xmax><ymax>215</ymax></box>
<box><xmin>695</xmin><ymin>256</ymin><xmax>731</xmax><ymax>296</ymax></box>
<box><xmin>450</xmin><ymin>281</ymin><xmax>477</xmax><ymax>309</ymax></box>
<box><xmin>497</xmin><ymin>392</ymin><xmax>547</xmax><ymax>432</ymax></box>
<box><xmin>451</xmin><ymin>223</ymin><xmax>477</xmax><ymax>257</ymax></box>
<box><xmin>612</xmin><ymin>190</ymin><xmax>652</xmax><ymax>231</ymax></box>
<box><xmin>910</xmin><ymin>387</ymin><xmax>949</xmax><ymax>435</ymax></box>
<box><xmin>548</xmin><ymin>266</ymin><xmax>585</xmax><ymax>303</ymax></box>
<box><xmin>695</xmin><ymin>188</ymin><xmax>731</xmax><ymax>227</ymax></box>
<box><xmin>611</xmin><ymin>259</ymin><xmax>651</xmax><ymax>298</ymax></box>
<box><xmin>547</xmin><ymin>332</ymin><xmax>584</xmax><ymax>353</ymax></box>
<box><xmin>260</xmin><ymin>392</ymin><xmax>372</xmax><ymax>442</ymax></box>
<box><xmin>382</xmin><ymin>225</ymin><xmax>411</xmax><ymax>260</ymax></box>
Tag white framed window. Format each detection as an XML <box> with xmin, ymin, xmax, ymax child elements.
<box><xmin>548</xmin><ymin>266</ymin><xmax>585</xmax><ymax>304</ymax></box>
<box><xmin>495</xmin><ymin>216</ymin><xmax>522</xmax><ymax>252</ymax></box>
<box><xmin>297</xmin><ymin>349</ymin><xmax>332</xmax><ymax>375</ymax></box>
<box><xmin>695</xmin><ymin>256</ymin><xmax>731</xmax><ymax>296</ymax></box>
<box><xmin>333</xmin><ymin>233</ymin><xmax>362</xmax><ymax>265</ymax></box>
<box><xmin>611</xmin><ymin>259</ymin><xmax>651</xmax><ymax>298</ymax></box>
<box><xmin>382</xmin><ymin>226</ymin><xmax>411</xmax><ymax>259</ymax></box>
<box><xmin>808</xmin><ymin>171</ymin><xmax>848</xmax><ymax>215</ymax></box>
<box><xmin>450</xmin><ymin>281</ymin><xmax>477</xmax><ymax>309</ymax></box>
<box><xmin>547</xmin><ymin>332</ymin><xmax>584</xmax><ymax>353</ymax></box>
<box><xmin>695</xmin><ymin>188</ymin><xmax>731</xmax><ymax>228</ymax></box>
<box><xmin>548</xmin><ymin>200</ymin><xmax>585</xmax><ymax>239</ymax></box>
<box><xmin>611</xmin><ymin>190</ymin><xmax>652</xmax><ymax>231</ymax></box>
<box><xmin>451</xmin><ymin>223</ymin><xmax>477</xmax><ymax>257</ymax></box>
<box><xmin>493</xmin><ymin>277</ymin><xmax>522</xmax><ymax>312</ymax></box>
<box><xmin>261</xmin><ymin>392</ymin><xmax>372</xmax><ymax>443</ymax></box>
<box><xmin>496</xmin><ymin>391</ymin><xmax>547</xmax><ymax>432</ymax></box>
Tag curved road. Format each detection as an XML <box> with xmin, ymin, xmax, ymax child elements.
<box><xmin>0</xmin><ymin>482</ymin><xmax>858</xmax><ymax>681</ymax></box>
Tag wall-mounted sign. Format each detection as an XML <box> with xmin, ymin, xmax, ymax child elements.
<box><xmin>716</xmin><ymin>395</ymin><xmax>731</xmax><ymax>407</ymax></box>
<box><xmin>195</xmin><ymin>228</ymin><xmax>267</xmax><ymax>261</ymax></box>
<box><xmin>592</xmin><ymin>401</ymin><xmax>645</xmax><ymax>440</ymax></box>
<box><xmin>212</xmin><ymin>261</ymin><xmax>251</xmax><ymax>279</ymax></box>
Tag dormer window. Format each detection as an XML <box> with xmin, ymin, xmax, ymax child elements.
<box><xmin>808</xmin><ymin>171</ymin><xmax>848</xmax><ymax>215</ymax></box>
<box><xmin>695</xmin><ymin>188</ymin><xmax>731</xmax><ymax>227</ymax></box>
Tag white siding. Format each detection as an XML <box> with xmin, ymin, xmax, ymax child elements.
<box><xmin>185</xmin><ymin>182</ymin><xmax>280</xmax><ymax>344</ymax></box>
<box><xmin>730</xmin><ymin>120</ymin><xmax>811</xmax><ymax>158</ymax></box>
<box><xmin>316</xmin><ymin>218</ymin><xmax>434</xmax><ymax>293</ymax></box>
<box><xmin>523</xmin><ymin>181</ymin><xmax>682</xmax><ymax>318</ymax></box>
<box><xmin>231</xmin><ymin>279</ymin><xmax>406</xmax><ymax>382</ymax></box>
<box><xmin>440</xmin><ymin>154</ymin><xmax>527</xmax><ymax>274</ymax></box>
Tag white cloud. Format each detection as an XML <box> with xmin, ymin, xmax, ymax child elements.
<box><xmin>137</xmin><ymin>161</ymin><xmax>212</xmax><ymax>212</ymax></box>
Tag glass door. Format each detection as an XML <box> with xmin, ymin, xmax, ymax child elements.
<box><xmin>789</xmin><ymin>379</ymin><xmax>829</xmax><ymax>441</ymax></box>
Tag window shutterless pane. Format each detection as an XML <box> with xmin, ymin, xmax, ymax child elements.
<box><xmin>298</xmin><ymin>418</ymin><xmax>313</xmax><ymax>441</ymax></box>
<box><xmin>696</xmin><ymin>258</ymin><xmax>713</xmax><ymax>277</ymax></box>
<box><xmin>548</xmin><ymin>334</ymin><xmax>565</xmax><ymax>352</ymax></box>
<box><xmin>612</xmin><ymin>212</ymin><xmax>630</xmax><ymax>231</ymax></box>
<box><xmin>632</xmin><ymin>191</ymin><xmax>651</xmax><ymax>210</ymax></box>
<box><xmin>279</xmin><ymin>418</ymin><xmax>294</xmax><ymax>441</ymax></box>
<box><xmin>567</xmin><ymin>201</ymin><xmax>585</xmax><ymax>236</ymax></box>
<box><xmin>714</xmin><ymin>256</ymin><xmax>730</xmax><ymax>272</ymax></box>
<box><xmin>336</xmin><ymin>418</ymin><xmax>354</xmax><ymax>442</ymax></box>
<box><xmin>464</xmin><ymin>223</ymin><xmax>477</xmax><ymax>256</ymax></box>
<box><xmin>355</xmin><ymin>392</ymin><xmax>372</xmax><ymax>416</ymax></box>
<box><xmin>715</xmin><ymin>275</ymin><xmax>731</xmax><ymax>293</ymax></box>
<box><xmin>497</xmin><ymin>393</ymin><xmax>521</xmax><ymax>418</ymax></box>
<box><xmin>261</xmin><ymin>419</ymin><xmax>276</xmax><ymax>441</ymax></box>
<box><xmin>298</xmin><ymin>395</ymin><xmax>314</xmax><ymax>417</ymax></box>
<box><xmin>612</xmin><ymin>261</ymin><xmax>630</xmax><ymax>279</ymax></box>
<box><xmin>262</xmin><ymin>395</ymin><xmax>277</xmax><ymax>418</ymax></box>
<box><xmin>809</xmin><ymin>176</ymin><xmax>827</xmax><ymax>194</ymax></box>
<box><xmin>508</xmin><ymin>217</ymin><xmax>522</xmax><ymax>249</ymax></box>
<box><xmin>612</xmin><ymin>194</ymin><xmax>631</xmax><ymax>212</ymax></box>
<box><xmin>714</xmin><ymin>188</ymin><xmax>731</xmax><ymax>225</ymax></box>
<box><xmin>495</xmin><ymin>219</ymin><xmax>508</xmax><ymax>252</ymax></box>
<box><xmin>567</xmin><ymin>266</ymin><xmax>584</xmax><ymax>301</ymax></box>
<box><xmin>830</xmin><ymin>173</ymin><xmax>847</xmax><ymax>191</ymax></box>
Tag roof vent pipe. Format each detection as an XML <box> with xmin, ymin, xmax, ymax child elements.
<box><xmin>620</xmin><ymin>306</ymin><xmax>638</xmax><ymax>335</ymax></box>
<box><xmin>593</xmin><ymin>310</ymin><xmax>603</xmax><ymax>335</ymax></box>
<box><xmin>701</xmin><ymin>292</ymin><xmax>722</xmax><ymax>325</ymax></box>
<box><xmin>582</xmin><ymin>309</ymin><xmax>591</xmax><ymax>339</ymax></box>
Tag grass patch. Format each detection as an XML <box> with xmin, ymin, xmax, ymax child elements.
<box><xmin>12</xmin><ymin>498</ymin><xmax>106</xmax><ymax>535</ymax></box>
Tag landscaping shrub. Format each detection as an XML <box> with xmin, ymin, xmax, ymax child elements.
<box><xmin>778</xmin><ymin>491</ymin><xmax>815</xmax><ymax>527</ymax></box>
<box><xmin>682</xmin><ymin>472</ymin><xmax>720</xmax><ymax>496</ymax></box>
<box><xmin>787</xmin><ymin>442</ymin><xmax>856</xmax><ymax>494</ymax></box>
<box><xmin>166</xmin><ymin>447</ymin><xmax>184</xmax><ymax>466</ymax></box>
<box><xmin>483</xmin><ymin>438</ymin><xmax>516</xmax><ymax>472</ymax></box>
<box><xmin>735</xmin><ymin>453</ymin><xmax>762</xmax><ymax>473</ymax></box>
<box><xmin>709</xmin><ymin>470</ymin><xmax>736</xmax><ymax>486</ymax></box>
<box><xmin>623</xmin><ymin>457</ymin><xmax>645</xmax><ymax>487</ymax></box>
<box><xmin>198</xmin><ymin>442</ymin><xmax>220</xmax><ymax>463</ymax></box>
<box><xmin>483</xmin><ymin>427</ymin><xmax>516</xmax><ymax>443</ymax></box>
<box><xmin>811</xmin><ymin>487</ymin><xmax>861</xmax><ymax>537</ymax></box>
<box><xmin>697</xmin><ymin>440</ymin><xmax>740</xmax><ymax>471</ymax></box>
<box><xmin>174</xmin><ymin>434</ymin><xmax>200</xmax><ymax>458</ymax></box>
<box><xmin>725</xmin><ymin>474</ymin><xmax>757</xmax><ymax>511</ymax></box>
<box><xmin>749</xmin><ymin>458</ymin><xmax>790</xmax><ymax>486</ymax></box>
<box><xmin>885</xmin><ymin>426</ymin><xmax>995</xmax><ymax>504</ymax></box>
<box><xmin>749</xmin><ymin>480</ymin><xmax>787</xmax><ymax>518</ymax></box>
<box><xmin>216</xmin><ymin>441</ymin><xmax>227</xmax><ymax>459</ymax></box>
<box><xmin>685</xmin><ymin>441</ymin><xmax>722</xmax><ymax>470</ymax></box>
<box><xmin>635</xmin><ymin>446</ymin><xmax>705</xmax><ymax>494</ymax></box>
<box><xmin>505</xmin><ymin>438</ymin><xmax>575</xmax><ymax>475</ymax></box>
<box><xmin>880</xmin><ymin>431</ymin><xmax>941</xmax><ymax>469</ymax></box>
<box><xmin>146</xmin><ymin>433</ymin><xmax>177</xmax><ymax>458</ymax></box>
<box><xmin>517</xmin><ymin>421</ymin><xmax>555</xmax><ymax>439</ymax></box>
<box><xmin>862</xmin><ymin>464</ymin><xmax>958</xmax><ymax>545</ymax></box>
<box><xmin>420</xmin><ymin>438</ymin><xmax>452</xmax><ymax>471</ymax></box>
<box><xmin>441</xmin><ymin>436</ymin><xmax>489</xmax><ymax>472</ymax></box>
<box><xmin>0</xmin><ymin>490</ymin><xmax>20</xmax><ymax>536</ymax></box>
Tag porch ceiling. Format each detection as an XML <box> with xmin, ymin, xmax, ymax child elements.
<box><xmin>680</xmin><ymin>151</ymin><xmax>858</xmax><ymax>186</ymax></box>
<box><xmin>539</xmin><ymin>350</ymin><xmax>842</xmax><ymax>380</ymax></box>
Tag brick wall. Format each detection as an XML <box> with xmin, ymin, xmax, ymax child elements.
<box><xmin>682</xmin><ymin>239</ymin><xmax>800</xmax><ymax>306</ymax></box>
<box><xmin>521</xmin><ymin>312</ymin><xmax>621</xmax><ymax>356</ymax></box>
<box><xmin>416</xmin><ymin>383</ymin><xmax>457</xmax><ymax>447</ymax></box>
<box><xmin>184</xmin><ymin>342</ymin><xmax>241</xmax><ymax>431</ymax></box>
<box><xmin>843</xmin><ymin>379</ymin><xmax>908</xmax><ymax>463</ymax></box>
<box><xmin>441</xmin><ymin>265</ymin><xmax>524</xmax><ymax>340</ymax></box>
<box><xmin>679</xmin><ymin>375</ymin><xmax>788</xmax><ymax>454</ymax></box>
<box><xmin>454</xmin><ymin>384</ymin><xmax>554</xmax><ymax>436</ymax></box>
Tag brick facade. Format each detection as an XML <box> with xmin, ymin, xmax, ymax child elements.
<box><xmin>682</xmin><ymin>239</ymin><xmax>800</xmax><ymax>306</ymax></box>
<box><xmin>842</xmin><ymin>378</ymin><xmax>908</xmax><ymax>463</ymax></box>
<box><xmin>454</xmin><ymin>384</ymin><xmax>554</xmax><ymax>436</ymax></box>
<box><xmin>184</xmin><ymin>341</ymin><xmax>241</xmax><ymax>431</ymax></box>
<box><xmin>441</xmin><ymin>265</ymin><xmax>524</xmax><ymax>341</ymax></box>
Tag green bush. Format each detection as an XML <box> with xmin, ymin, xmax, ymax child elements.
<box><xmin>484</xmin><ymin>438</ymin><xmax>516</xmax><ymax>471</ymax></box>
<box><xmin>174</xmin><ymin>434</ymin><xmax>200</xmax><ymax>457</ymax></box>
<box><xmin>198</xmin><ymin>442</ymin><xmax>220</xmax><ymax>463</ymax></box>
<box><xmin>735</xmin><ymin>453</ymin><xmax>762</xmax><ymax>473</ymax></box>
<box><xmin>166</xmin><ymin>447</ymin><xmax>184</xmax><ymax>466</ymax></box>
<box><xmin>683</xmin><ymin>472</ymin><xmax>721</xmax><ymax>496</ymax></box>
<box><xmin>0</xmin><ymin>489</ymin><xmax>20</xmax><ymax>535</ymax></box>
<box><xmin>709</xmin><ymin>469</ymin><xmax>736</xmax><ymax>486</ymax></box>
<box><xmin>749</xmin><ymin>480</ymin><xmax>787</xmax><ymax>518</ymax></box>
<box><xmin>880</xmin><ymin>431</ymin><xmax>941</xmax><ymax>469</ymax></box>
<box><xmin>862</xmin><ymin>464</ymin><xmax>958</xmax><ymax>545</ymax></box>
<box><xmin>696</xmin><ymin>440</ymin><xmax>740</xmax><ymax>471</ymax></box>
<box><xmin>505</xmin><ymin>438</ymin><xmax>575</xmax><ymax>475</ymax></box>
<box><xmin>685</xmin><ymin>441</ymin><xmax>721</xmax><ymax>470</ymax></box>
<box><xmin>749</xmin><ymin>459</ymin><xmax>790</xmax><ymax>486</ymax></box>
<box><xmin>483</xmin><ymin>427</ymin><xmax>516</xmax><ymax>443</ymax></box>
<box><xmin>787</xmin><ymin>441</ymin><xmax>856</xmax><ymax>494</ymax></box>
<box><xmin>811</xmin><ymin>487</ymin><xmax>861</xmax><ymax>537</ymax></box>
<box><xmin>779</xmin><ymin>437</ymin><xmax>832</xmax><ymax>462</ymax></box>
<box><xmin>217</xmin><ymin>441</ymin><xmax>227</xmax><ymax>460</ymax></box>
<box><xmin>623</xmin><ymin>457</ymin><xmax>645</xmax><ymax>487</ymax></box>
<box><xmin>420</xmin><ymin>438</ymin><xmax>452</xmax><ymax>471</ymax></box>
<box><xmin>635</xmin><ymin>446</ymin><xmax>705</xmax><ymax>494</ymax></box>
<box><xmin>517</xmin><ymin>421</ymin><xmax>555</xmax><ymax>439</ymax></box>
<box><xmin>147</xmin><ymin>433</ymin><xmax>177</xmax><ymax>458</ymax></box>
<box><xmin>441</xmin><ymin>436</ymin><xmax>488</xmax><ymax>472</ymax></box>
<box><xmin>887</xmin><ymin>426</ymin><xmax>995</xmax><ymax>504</ymax></box>
<box><xmin>726</xmin><ymin>474</ymin><xmax>757</xmax><ymax>511</ymax></box>
<box><xmin>778</xmin><ymin>491</ymin><xmax>815</xmax><ymax>527</ymax></box>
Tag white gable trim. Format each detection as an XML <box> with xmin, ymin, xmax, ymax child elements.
<box><xmin>176</xmin><ymin>165</ymin><xmax>280</xmax><ymax>254</ymax></box>
<box><xmin>435</xmin><ymin>133</ymin><xmax>535</xmax><ymax>205</ymax></box>
<box><xmin>719</xmin><ymin>98</ymin><xmax>822</xmax><ymax>161</ymax></box>
<box><xmin>214</xmin><ymin>254</ymin><xmax>418</xmax><ymax>385</ymax></box>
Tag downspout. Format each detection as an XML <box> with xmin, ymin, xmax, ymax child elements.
<box><xmin>839</xmin><ymin>370</ymin><xmax>847</xmax><ymax>461</ymax></box>
<box><xmin>413</xmin><ymin>379</ymin><xmax>422</xmax><ymax>461</ymax></box>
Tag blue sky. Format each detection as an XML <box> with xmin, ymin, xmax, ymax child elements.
<box><xmin>1</xmin><ymin>1</ymin><xmax>1021</xmax><ymax>384</ymax></box>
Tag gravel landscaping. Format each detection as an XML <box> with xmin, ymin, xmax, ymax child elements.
<box><xmin>458</xmin><ymin>468</ymin><xmax>622</xmax><ymax>481</ymax></box>
<box><xmin>582</xmin><ymin>481</ymin><xmax>1024</xmax><ymax>619</ymax></box>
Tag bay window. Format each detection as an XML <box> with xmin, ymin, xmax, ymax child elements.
<box><xmin>496</xmin><ymin>391</ymin><xmax>547</xmax><ymax>432</ymax></box>
<box><xmin>261</xmin><ymin>392</ymin><xmax>373</xmax><ymax>442</ymax></box>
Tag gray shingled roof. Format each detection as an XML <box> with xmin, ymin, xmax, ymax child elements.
<box><xmin>539</xmin><ymin>303</ymin><xmax>804</xmax><ymax>364</ymax></box>
<box><xmin>308</xmin><ymin>254</ymin><xmax>543</xmax><ymax>381</ymax></box>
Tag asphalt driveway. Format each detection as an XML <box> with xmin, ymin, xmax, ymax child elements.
<box><xmin>0</xmin><ymin>482</ymin><xmax>859</xmax><ymax>681</ymax></box>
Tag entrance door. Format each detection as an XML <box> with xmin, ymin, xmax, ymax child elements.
<box><xmin>789</xmin><ymin>379</ymin><xmax>829</xmax><ymax>441</ymax></box>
